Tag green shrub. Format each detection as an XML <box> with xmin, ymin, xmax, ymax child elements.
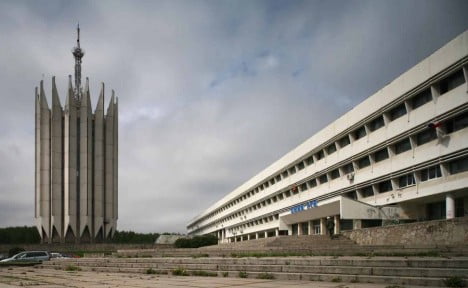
<box><xmin>238</xmin><ymin>271</ymin><xmax>248</xmax><ymax>278</ymax></box>
<box><xmin>146</xmin><ymin>268</ymin><xmax>157</xmax><ymax>274</ymax></box>
<box><xmin>256</xmin><ymin>273</ymin><xmax>275</xmax><ymax>279</ymax></box>
<box><xmin>444</xmin><ymin>276</ymin><xmax>466</xmax><ymax>288</ymax></box>
<box><xmin>222</xmin><ymin>272</ymin><xmax>229</xmax><ymax>277</ymax></box>
<box><xmin>65</xmin><ymin>265</ymin><xmax>81</xmax><ymax>272</ymax></box>
<box><xmin>331</xmin><ymin>277</ymin><xmax>342</xmax><ymax>282</ymax></box>
<box><xmin>172</xmin><ymin>267</ymin><xmax>189</xmax><ymax>276</ymax></box>
<box><xmin>174</xmin><ymin>234</ymin><xmax>218</xmax><ymax>248</ymax></box>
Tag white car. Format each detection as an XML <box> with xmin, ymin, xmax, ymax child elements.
<box><xmin>0</xmin><ymin>251</ymin><xmax>50</xmax><ymax>263</ymax></box>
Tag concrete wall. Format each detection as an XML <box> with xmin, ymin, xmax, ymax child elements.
<box><xmin>342</xmin><ymin>217</ymin><xmax>468</xmax><ymax>246</ymax></box>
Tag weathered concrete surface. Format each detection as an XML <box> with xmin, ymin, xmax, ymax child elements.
<box><xmin>0</xmin><ymin>266</ymin><xmax>443</xmax><ymax>288</ymax></box>
<box><xmin>342</xmin><ymin>216</ymin><xmax>468</xmax><ymax>246</ymax></box>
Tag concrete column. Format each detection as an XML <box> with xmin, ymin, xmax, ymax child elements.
<box><xmin>93</xmin><ymin>85</ymin><xmax>105</xmax><ymax>240</ymax></box>
<box><xmin>334</xmin><ymin>215</ymin><xmax>340</xmax><ymax>234</ymax></box>
<box><xmin>446</xmin><ymin>193</ymin><xmax>455</xmax><ymax>219</ymax></box>
<box><xmin>275</xmin><ymin>229</ymin><xmax>279</xmax><ymax>237</ymax></box>
<box><xmin>320</xmin><ymin>218</ymin><xmax>326</xmax><ymax>235</ymax></box>
<box><xmin>308</xmin><ymin>221</ymin><xmax>312</xmax><ymax>235</ymax></box>
<box><xmin>264</xmin><ymin>231</ymin><xmax>268</xmax><ymax>238</ymax></box>
<box><xmin>247</xmin><ymin>234</ymin><xmax>251</xmax><ymax>240</ymax></box>
<box><xmin>353</xmin><ymin>219</ymin><xmax>362</xmax><ymax>230</ymax></box>
<box><xmin>298</xmin><ymin>223</ymin><xmax>303</xmax><ymax>235</ymax></box>
<box><xmin>255</xmin><ymin>232</ymin><xmax>259</xmax><ymax>239</ymax></box>
<box><xmin>104</xmin><ymin>94</ymin><xmax>115</xmax><ymax>239</ymax></box>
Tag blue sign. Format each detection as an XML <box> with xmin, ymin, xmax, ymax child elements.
<box><xmin>290</xmin><ymin>199</ymin><xmax>318</xmax><ymax>214</ymax></box>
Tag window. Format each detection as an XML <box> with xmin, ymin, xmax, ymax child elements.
<box><xmin>297</xmin><ymin>162</ymin><xmax>305</xmax><ymax>170</ymax></box>
<box><xmin>330</xmin><ymin>169</ymin><xmax>340</xmax><ymax>180</ymax></box>
<box><xmin>360</xmin><ymin>186</ymin><xmax>374</xmax><ymax>198</ymax></box>
<box><xmin>394</xmin><ymin>138</ymin><xmax>412</xmax><ymax>154</ymax></box>
<box><xmin>305</xmin><ymin>155</ymin><xmax>314</xmax><ymax>165</ymax></box>
<box><xmin>446</xmin><ymin>112</ymin><xmax>468</xmax><ymax>133</ymax></box>
<box><xmin>420</xmin><ymin>165</ymin><xmax>442</xmax><ymax>182</ymax></box>
<box><xmin>416</xmin><ymin>129</ymin><xmax>437</xmax><ymax>146</ymax></box>
<box><xmin>338</xmin><ymin>135</ymin><xmax>351</xmax><ymax>148</ymax></box>
<box><xmin>282</xmin><ymin>170</ymin><xmax>289</xmax><ymax>178</ymax></box>
<box><xmin>308</xmin><ymin>179</ymin><xmax>317</xmax><ymax>188</ymax></box>
<box><xmin>275</xmin><ymin>175</ymin><xmax>282</xmax><ymax>182</ymax></box>
<box><xmin>300</xmin><ymin>183</ymin><xmax>307</xmax><ymax>191</ymax></box>
<box><xmin>345</xmin><ymin>191</ymin><xmax>357</xmax><ymax>200</ymax></box>
<box><xmin>378</xmin><ymin>180</ymin><xmax>393</xmax><ymax>193</ymax></box>
<box><xmin>374</xmin><ymin>148</ymin><xmax>389</xmax><ymax>162</ymax></box>
<box><xmin>315</xmin><ymin>150</ymin><xmax>325</xmax><ymax>160</ymax></box>
<box><xmin>398</xmin><ymin>173</ymin><xmax>415</xmax><ymax>188</ymax></box>
<box><xmin>439</xmin><ymin>69</ymin><xmax>465</xmax><ymax>95</ymax></box>
<box><xmin>368</xmin><ymin>115</ymin><xmax>385</xmax><ymax>131</ymax></box>
<box><xmin>318</xmin><ymin>174</ymin><xmax>328</xmax><ymax>184</ymax></box>
<box><xmin>411</xmin><ymin>89</ymin><xmax>432</xmax><ymax>109</ymax></box>
<box><xmin>342</xmin><ymin>163</ymin><xmax>354</xmax><ymax>174</ymax></box>
<box><xmin>389</xmin><ymin>103</ymin><xmax>407</xmax><ymax>120</ymax></box>
<box><xmin>326</xmin><ymin>143</ymin><xmax>337</xmax><ymax>154</ymax></box>
<box><xmin>357</xmin><ymin>156</ymin><xmax>371</xmax><ymax>169</ymax></box>
<box><xmin>449</xmin><ymin>157</ymin><xmax>468</xmax><ymax>174</ymax></box>
<box><xmin>270</xmin><ymin>178</ymin><xmax>275</xmax><ymax>185</ymax></box>
<box><xmin>354</xmin><ymin>126</ymin><xmax>367</xmax><ymax>140</ymax></box>
<box><xmin>289</xmin><ymin>166</ymin><xmax>296</xmax><ymax>175</ymax></box>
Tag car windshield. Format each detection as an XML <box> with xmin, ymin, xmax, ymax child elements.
<box><xmin>13</xmin><ymin>252</ymin><xmax>26</xmax><ymax>259</ymax></box>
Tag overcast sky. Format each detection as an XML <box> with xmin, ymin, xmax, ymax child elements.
<box><xmin>0</xmin><ymin>0</ymin><xmax>467</xmax><ymax>233</ymax></box>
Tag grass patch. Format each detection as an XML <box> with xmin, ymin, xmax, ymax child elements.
<box><xmin>238</xmin><ymin>271</ymin><xmax>248</xmax><ymax>278</ymax></box>
<box><xmin>256</xmin><ymin>273</ymin><xmax>275</xmax><ymax>279</ymax></box>
<box><xmin>191</xmin><ymin>270</ymin><xmax>217</xmax><ymax>277</ymax></box>
<box><xmin>222</xmin><ymin>272</ymin><xmax>229</xmax><ymax>277</ymax></box>
<box><xmin>443</xmin><ymin>276</ymin><xmax>466</xmax><ymax>288</ymax></box>
<box><xmin>172</xmin><ymin>267</ymin><xmax>189</xmax><ymax>276</ymax></box>
<box><xmin>64</xmin><ymin>265</ymin><xmax>81</xmax><ymax>272</ymax></box>
<box><xmin>331</xmin><ymin>277</ymin><xmax>342</xmax><ymax>282</ymax></box>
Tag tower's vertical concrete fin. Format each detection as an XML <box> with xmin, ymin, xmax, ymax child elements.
<box><xmin>113</xmin><ymin>93</ymin><xmax>118</xmax><ymax>225</ymax></box>
<box><xmin>104</xmin><ymin>91</ymin><xmax>114</xmax><ymax>238</ymax></box>
<box><xmin>63</xmin><ymin>75</ymin><xmax>78</xmax><ymax>240</ymax></box>
<box><xmin>50</xmin><ymin>76</ymin><xmax>63</xmax><ymax>242</ymax></box>
<box><xmin>39</xmin><ymin>80</ymin><xmax>51</xmax><ymax>242</ymax></box>
<box><xmin>93</xmin><ymin>82</ymin><xmax>105</xmax><ymax>238</ymax></box>
<box><xmin>35</xmin><ymin>86</ymin><xmax>41</xmax><ymax>237</ymax></box>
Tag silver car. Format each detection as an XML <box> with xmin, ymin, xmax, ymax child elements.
<box><xmin>0</xmin><ymin>251</ymin><xmax>50</xmax><ymax>262</ymax></box>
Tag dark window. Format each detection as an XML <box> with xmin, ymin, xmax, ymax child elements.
<box><xmin>449</xmin><ymin>157</ymin><xmax>468</xmax><ymax>174</ymax></box>
<box><xmin>282</xmin><ymin>170</ymin><xmax>289</xmax><ymax>178</ymax></box>
<box><xmin>394</xmin><ymin>138</ymin><xmax>412</xmax><ymax>154</ymax></box>
<box><xmin>427</xmin><ymin>201</ymin><xmax>445</xmax><ymax>220</ymax></box>
<box><xmin>344</xmin><ymin>191</ymin><xmax>357</xmax><ymax>200</ymax></box>
<box><xmin>439</xmin><ymin>69</ymin><xmax>465</xmax><ymax>95</ymax></box>
<box><xmin>300</xmin><ymin>183</ymin><xmax>307</xmax><ymax>191</ymax></box>
<box><xmin>308</xmin><ymin>179</ymin><xmax>317</xmax><ymax>188</ymax></box>
<box><xmin>326</xmin><ymin>143</ymin><xmax>337</xmax><ymax>154</ymax></box>
<box><xmin>264</xmin><ymin>182</ymin><xmax>269</xmax><ymax>188</ymax></box>
<box><xmin>354</xmin><ymin>126</ymin><xmax>367</xmax><ymax>140</ymax></box>
<box><xmin>374</xmin><ymin>148</ymin><xmax>389</xmax><ymax>162</ymax></box>
<box><xmin>361</xmin><ymin>186</ymin><xmax>374</xmax><ymax>198</ymax></box>
<box><xmin>305</xmin><ymin>155</ymin><xmax>314</xmax><ymax>165</ymax></box>
<box><xmin>411</xmin><ymin>89</ymin><xmax>432</xmax><ymax>109</ymax></box>
<box><xmin>342</xmin><ymin>163</ymin><xmax>354</xmax><ymax>174</ymax></box>
<box><xmin>368</xmin><ymin>115</ymin><xmax>385</xmax><ymax>131</ymax></box>
<box><xmin>270</xmin><ymin>178</ymin><xmax>275</xmax><ymax>185</ymax></box>
<box><xmin>297</xmin><ymin>162</ymin><xmax>305</xmax><ymax>170</ymax></box>
<box><xmin>338</xmin><ymin>135</ymin><xmax>351</xmax><ymax>148</ymax></box>
<box><xmin>378</xmin><ymin>180</ymin><xmax>393</xmax><ymax>192</ymax></box>
<box><xmin>398</xmin><ymin>173</ymin><xmax>415</xmax><ymax>188</ymax></box>
<box><xmin>416</xmin><ymin>129</ymin><xmax>437</xmax><ymax>146</ymax></box>
<box><xmin>318</xmin><ymin>174</ymin><xmax>328</xmax><ymax>184</ymax></box>
<box><xmin>330</xmin><ymin>169</ymin><xmax>340</xmax><ymax>179</ymax></box>
<box><xmin>420</xmin><ymin>165</ymin><xmax>442</xmax><ymax>182</ymax></box>
<box><xmin>357</xmin><ymin>156</ymin><xmax>371</xmax><ymax>169</ymax></box>
<box><xmin>289</xmin><ymin>166</ymin><xmax>296</xmax><ymax>175</ymax></box>
<box><xmin>455</xmin><ymin>198</ymin><xmax>465</xmax><ymax>218</ymax></box>
<box><xmin>315</xmin><ymin>150</ymin><xmax>325</xmax><ymax>160</ymax></box>
<box><xmin>389</xmin><ymin>103</ymin><xmax>407</xmax><ymax>120</ymax></box>
<box><xmin>276</xmin><ymin>175</ymin><xmax>282</xmax><ymax>182</ymax></box>
<box><xmin>446</xmin><ymin>112</ymin><xmax>468</xmax><ymax>133</ymax></box>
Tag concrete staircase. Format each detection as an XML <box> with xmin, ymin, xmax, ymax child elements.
<box><xmin>41</xmin><ymin>256</ymin><xmax>468</xmax><ymax>286</ymax></box>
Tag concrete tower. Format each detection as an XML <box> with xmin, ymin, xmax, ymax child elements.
<box><xmin>35</xmin><ymin>25</ymin><xmax>118</xmax><ymax>243</ymax></box>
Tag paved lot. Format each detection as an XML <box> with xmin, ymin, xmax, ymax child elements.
<box><xmin>0</xmin><ymin>266</ymin><xmax>441</xmax><ymax>288</ymax></box>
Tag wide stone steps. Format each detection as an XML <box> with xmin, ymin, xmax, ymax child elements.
<box><xmin>41</xmin><ymin>256</ymin><xmax>468</xmax><ymax>286</ymax></box>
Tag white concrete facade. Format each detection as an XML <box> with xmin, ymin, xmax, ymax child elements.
<box><xmin>187</xmin><ymin>30</ymin><xmax>468</xmax><ymax>243</ymax></box>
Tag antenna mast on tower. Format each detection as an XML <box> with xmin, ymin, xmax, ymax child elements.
<box><xmin>72</xmin><ymin>23</ymin><xmax>85</xmax><ymax>100</ymax></box>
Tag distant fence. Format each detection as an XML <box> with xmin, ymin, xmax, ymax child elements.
<box><xmin>342</xmin><ymin>216</ymin><xmax>468</xmax><ymax>246</ymax></box>
<box><xmin>0</xmin><ymin>243</ymin><xmax>160</xmax><ymax>254</ymax></box>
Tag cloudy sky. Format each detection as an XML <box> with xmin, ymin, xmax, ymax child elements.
<box><xmin>0</xmin><ymin>0</ymin><xmax>467</xmax><ymax>233</ymax></box>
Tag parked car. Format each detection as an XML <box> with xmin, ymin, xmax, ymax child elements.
<box><xmin>0</xmin><ymin>251</ymin><xmax>50</xmax><ymax>263</ymax></box>
<box><xmin>0</xmin><ymin>254</ymin><xmax>5</xmax><ymax>261</ymax></box>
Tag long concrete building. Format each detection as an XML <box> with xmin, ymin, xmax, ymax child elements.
<box><xmin>187</xmin><ymin>30</ymin><xmax>468</xmax><ymax>243</ymax></box>
<box><xmin>35</xmin><ymin>26</ymin><xmax>118</xmax><ymax>243</ymax></box>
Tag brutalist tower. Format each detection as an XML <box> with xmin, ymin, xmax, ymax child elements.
<box><xmin>35</xmin><ymin>26</ymin><xmax>118</xmax><ymax>243</ymax></box>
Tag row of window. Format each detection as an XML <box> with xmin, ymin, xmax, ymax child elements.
<box><xmin>229</xmin><ymin>214</ymin><xmax>279</xmax><ymax>234</ymax></box>
<box><xmin>189</xmin><ymin>67</ymin><xmax>466</xmax><ymax>231</ymax></box>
